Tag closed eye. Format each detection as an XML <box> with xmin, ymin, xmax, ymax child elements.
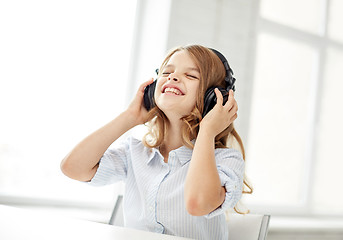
<box><xmin>186</xmin><ymin>74</ymin><xmax>198</xmax><ymax>79</ymax></box>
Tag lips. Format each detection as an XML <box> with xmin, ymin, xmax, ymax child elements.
<box><xmin>162</xmin><ymin>84</ymin><xmax>185</xmax><ymax>95</ymax></box>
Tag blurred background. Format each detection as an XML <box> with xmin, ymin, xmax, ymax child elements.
<box><xmin>0</xmin><ymin>0</ymin><xmax>342</xmax><ymax>239</ymax></box>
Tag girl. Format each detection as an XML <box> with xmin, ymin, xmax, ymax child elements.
<box><xmin>61</xmin><ymin>44</ymin><xmax>251</xmax><ymax>240</ymax></box>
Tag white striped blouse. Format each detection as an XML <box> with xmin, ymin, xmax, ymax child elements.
<box><xmin>88</xmin><ymin>136</ymin><xmax>244</xmax><ymax>240</ymax></box>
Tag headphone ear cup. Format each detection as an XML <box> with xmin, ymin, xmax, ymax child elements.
<box><xmin>202</xmin><ymin>86</ymin><xmax>229</xmax><ymax>117</ymax></box>
<box><xmin>143</xmin><ymin>80</ymin><xmax>157</xmax><ymax>111</ymax></box>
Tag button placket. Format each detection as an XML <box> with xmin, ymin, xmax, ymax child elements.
<box><xmin>168</xmin><ymin>151</ymin><xmax>181</xmax><ymax>173</ymax></box>
<box><xmin>148</xmin><ymin>162</ymin><xmax>170</xmax><ymax>230</ymax></box>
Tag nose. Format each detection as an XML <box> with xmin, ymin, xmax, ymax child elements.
<box><xmin>168</xmin><ymin>73</ymin><xmax>179</xmax><ymax>82</ymax></box>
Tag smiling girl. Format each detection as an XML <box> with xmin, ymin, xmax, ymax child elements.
<box><xmin>61</xmin><ymin>45</ymin><xmax>251</xmax><ymax>240</ymax></box>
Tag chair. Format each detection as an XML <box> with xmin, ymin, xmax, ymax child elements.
<box><xmin>109</xmin><ymin>195</ymin><xmax>124</xmax><ymax>226</ymax></box>
<box><xmin>109</xmin><ymin>195</ymin><xmax>270</xmax><ymax>240</ymax></box>
<box><xmin>227</xmin><ymin>213</ymin><xmax>270</xmax><ymax>240</ymax></box>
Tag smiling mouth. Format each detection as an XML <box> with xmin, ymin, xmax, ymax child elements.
<box><xmin>163</xmin><ymin>87</ymin><xmax>184</xmax><ymax>96</ymax></box>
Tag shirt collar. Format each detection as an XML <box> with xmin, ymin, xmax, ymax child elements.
<box><xmin>146</xmin><ymin>143</ymin><xmax>194</xmax><ymax>166</ymax></box>
<box><xmin>146</xmin><ymin>147</ymin><xmax>162</xmax><ymax>165</ymax></box>
<box><xmin>173</xmin><ymin>145</ymin><xmax>193</xmax><ymax>165</ymax></box>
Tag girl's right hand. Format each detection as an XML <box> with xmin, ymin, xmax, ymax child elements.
<box><xmin>126</xmin><ymin>78</ymin><xmax>155</xmax><ymax>125</ymax></box>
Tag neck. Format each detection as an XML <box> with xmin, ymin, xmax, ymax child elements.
<box><xmin>161</xmin><ymin>117</ymin><xmax>183</xmax><ymax>156</ymax></box>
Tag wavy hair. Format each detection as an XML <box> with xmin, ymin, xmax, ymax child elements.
<box><xmin>142</xmin><ymin>45</ymin><xmax>252</xmax><ymax>213</ymax></box>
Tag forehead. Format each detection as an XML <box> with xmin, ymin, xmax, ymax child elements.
<box><xmin>165</xmin><ymin>50</ymin><xmax>198</xmax><ymax>69</ymax></box>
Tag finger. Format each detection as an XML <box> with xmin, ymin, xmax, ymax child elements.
<box><xmin>139</xmin><ymin>78</ymin><xmax>154</xmax><ymax>92</ymax></box>
<box><xmin>230</xmin><ymin>113</ymin><xmax>238</xmax><ymax>122</ymax></box>
<box><xmin>225</xmin><ymin>103</ymin><xmax>237</xmax><ymax>122</ymax></box>
<box><xmin>215</xmin><ymin>88</ymin><xmax>223</xmax><ymax>106</ymax></box>
<box><xmin>229</xmin><ymin>101</ymin><xmax>238</xmax><ymax>114</ymax></box>
<box><xmin>224</xmin><ymin>89</ymin><xmax>235</xmax><ymax>110</ymax></box>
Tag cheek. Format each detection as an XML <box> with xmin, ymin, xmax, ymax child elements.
<box><xmin>154</xmin><ymin>79</ymin><xmax>163</xmax><ymax>98</ymax></box>
<box><xmin>186</xmin><ymin>84</ymin><xmax>200</xmax><ymax>106</ymax></box>
<box><xmin>190</xmin><ymin>83</ymin><xmax>200</xmax><ymax>98</ymax></box>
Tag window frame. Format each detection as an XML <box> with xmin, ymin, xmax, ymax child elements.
<box><xmin>246</xmin><ymin>0</ymin><xmax>343</xmax><ymax>217</ymax></box>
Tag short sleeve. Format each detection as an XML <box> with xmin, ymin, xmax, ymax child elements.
<box><xmin>205</xmin><ymin>148</ymin><xmax>244</xmax><ymax>219</ymax></box>
<box><xmin>87</xmin><ymin>136</ymin><xmax>130</xmax><ymax>186</ymax></box>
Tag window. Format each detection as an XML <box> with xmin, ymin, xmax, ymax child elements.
<box><xmin>0</xmin><ymin>0</ymin><xmax>137</xmax><ymax>213</ymax></box>
<box><xmin>247</xmin><ymin>33</ymin><xmax>315</xmax><ymax>207</ymax></box>
<box><xmin>245</xmin><ymin>0</ymin><xmax>343</xmax><ymax>216</ymax></box>
<box><xmin>313</xmin><ymin>46</ymin><xmax>343</xmax><ymax>214</ymax></box>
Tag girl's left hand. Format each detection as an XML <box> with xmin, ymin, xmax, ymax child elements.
<box><xmin>200</xmin><ymin>88</ymin><xmax>238</xmax><ymax>138</ymax></box>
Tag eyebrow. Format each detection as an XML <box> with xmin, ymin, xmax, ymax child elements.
<box><xmin>186</xmin><ymin>67</ymin><xmax>200</xmax><ymax>73</ymax></box>
<box><xmin>164</xmin><ymin>64</ymin><xmax>200</xmax><ymax>73</ymax></box>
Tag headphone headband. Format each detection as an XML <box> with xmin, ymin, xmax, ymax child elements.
<box><xmin>209</xmin><ymin>48</ymin><xmax>236</xmax><ymax>92</ymax></box>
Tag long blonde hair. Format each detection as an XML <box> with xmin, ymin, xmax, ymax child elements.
<box><xmin>143</xmin><ymin>45</ymin><xmax>252</xmax><ymax>213</ymax></box>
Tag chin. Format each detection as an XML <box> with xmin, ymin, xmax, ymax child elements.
<box><xmin>156</xmin><ymin>100</ymin><xmax>194</xmax><ymax>118</ymax></box>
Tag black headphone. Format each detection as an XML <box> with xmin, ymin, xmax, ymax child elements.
<box><xmin>143</xmin><ymin>48</ymin><xmax>236</xmax><ymax>117</ymax></box>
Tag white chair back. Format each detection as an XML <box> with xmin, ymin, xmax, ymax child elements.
<box><xmin>109</xmin><ymin>195</ymin><xmax>124</xmax><ymax>226</ymax></box>
<box><xmin>227</xmin><ymin>213</ymin><xmax>270</xmax><ymax>240</ymax></box>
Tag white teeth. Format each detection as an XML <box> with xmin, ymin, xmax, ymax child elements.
<box><xmin>164</xmin><ymin>87</ymin><xmax>182</xmax><ymax>95</ymax></box>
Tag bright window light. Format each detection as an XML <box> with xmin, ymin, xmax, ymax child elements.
<box><xmin>0</xmin><ymin>0</ymin><xmax>137</xmax><ymax>207</ymax></box>
<box><xmin>246</xmin><ymin>32</ymin><xmax>316</xmax><ymax>206</ymax></box>
<box><xmin>260</xmin><ymin>0</ymin><xmax>323</xmax><ymax>34</ymax></box>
